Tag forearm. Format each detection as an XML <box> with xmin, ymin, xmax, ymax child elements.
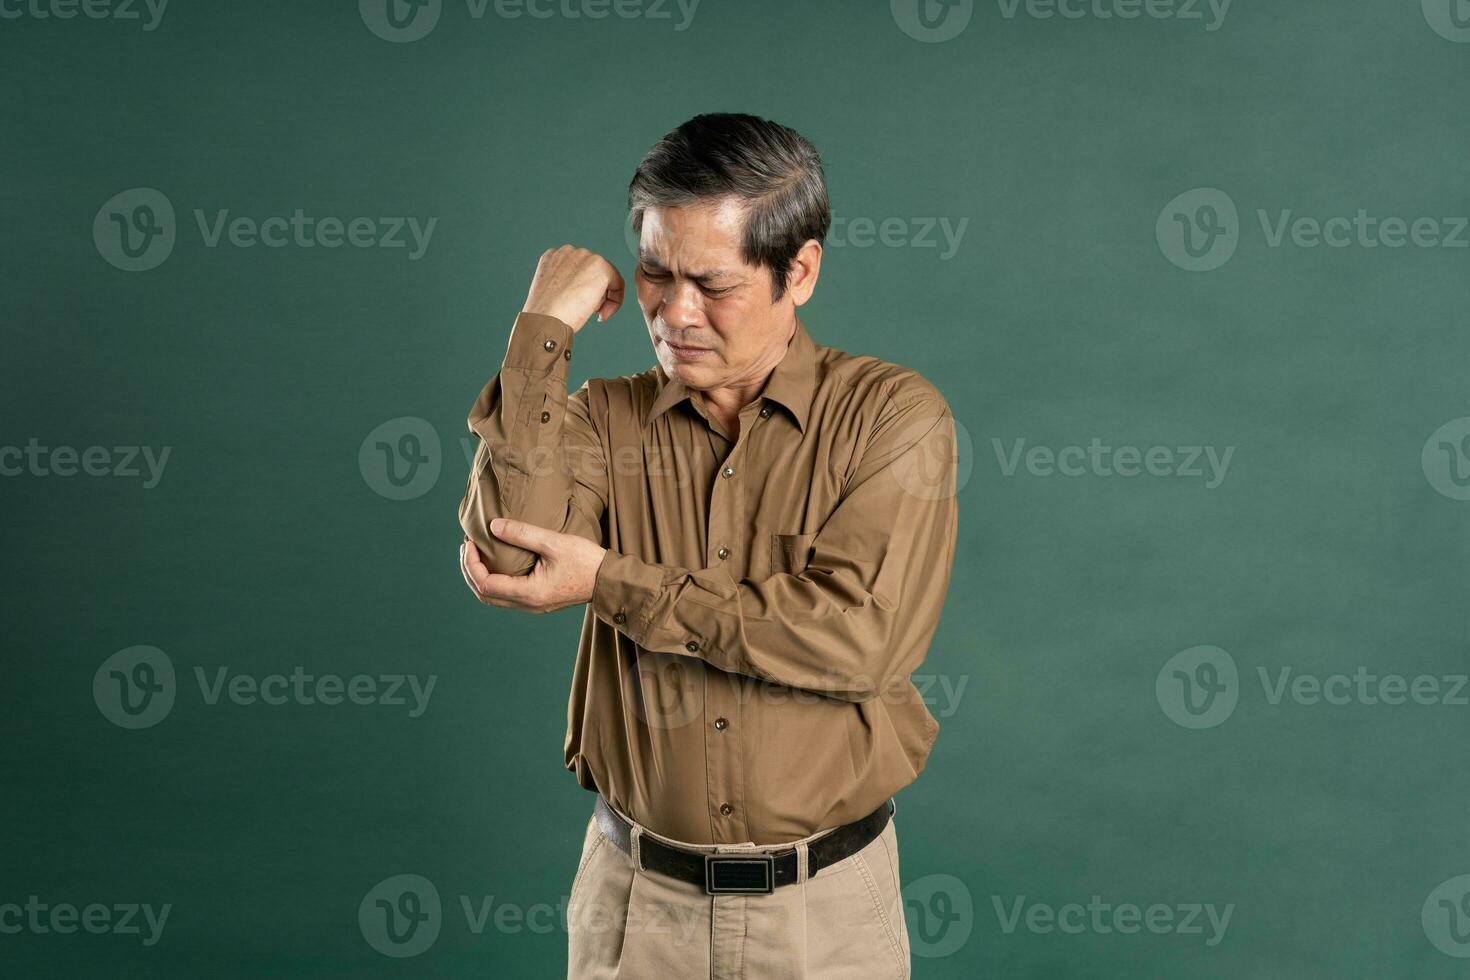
<box><xmin>458</xmin><ymin>312</ymin><xmax>605</xmax><ymax>573</ymax></box>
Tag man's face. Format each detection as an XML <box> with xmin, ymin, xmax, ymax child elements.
<box><xmin>634</xmin><ymin>198</ymin><xmax>804</xmax><ymax>393</ymax></box>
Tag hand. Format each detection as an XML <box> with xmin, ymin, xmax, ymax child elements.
<box><xmin>522</xmin><ymin>245</ymin><xmax>625</xmax><ymax>333</ymax></box>
<box><xmin>459</xmin><ymin>518</ymin><xmax>608</xmax><ymax>613</ymax></box>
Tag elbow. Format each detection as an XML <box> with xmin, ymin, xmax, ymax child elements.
<box><xmin>459</xmin><ymin>512</ymin><xmax>537</xmax><ymax>577</ymax></box>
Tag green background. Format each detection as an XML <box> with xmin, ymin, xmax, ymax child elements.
<box><xmin>4</xmin><ymin>0</ymin><xmax>1470</xmax><ymax>976</ymax></box>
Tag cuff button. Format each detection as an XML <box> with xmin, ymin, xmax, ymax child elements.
<box><xmin>543</xmin><ymin>339</ymin><xmax>558</xmax><ymax>352</ymax></box>
<box><xmin>613</xmin><ymin>611</ymin><xmax>627</xmax><ymax>625</ymax></box>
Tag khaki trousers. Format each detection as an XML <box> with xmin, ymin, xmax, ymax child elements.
<box><xmin>566</xmin><ymin>799</ymin><xmax>911</xmax><ymax>979</ymax></box>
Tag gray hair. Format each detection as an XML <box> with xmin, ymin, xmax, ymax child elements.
<box><xmin>628</xmin><ymin>113</ymin><xmax>831</xmax><ymax>301</ymax></box>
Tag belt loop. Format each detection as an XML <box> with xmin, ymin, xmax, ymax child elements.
<box><xmin>629</xmin><ymin>823</ymin><xmax>643</xmax><ymax>872</ymax></box>
<box><xmin>794</xmin><ymin>840</ymin><xmax>810</xmax><ymax>883</ymax></box>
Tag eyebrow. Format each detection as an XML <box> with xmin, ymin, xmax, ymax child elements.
<box><xmin>638</xmin><ymin>251</ymin><xmax>738</xmax><ymax>285</ymax></box>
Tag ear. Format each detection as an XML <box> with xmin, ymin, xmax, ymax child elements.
<box><xmin>784</xmin><ymin>239</ymin><xmax>823</xmax><ymax>307</ymax></box>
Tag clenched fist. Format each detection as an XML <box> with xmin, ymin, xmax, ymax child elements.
<box><xmin>522</xmin><ymin>245</ymin><xmax>626</xmax><ymax>333</ymax></box>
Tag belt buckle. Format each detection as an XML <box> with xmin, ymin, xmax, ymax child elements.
<box><xmin>704</xmin><ymin>853</ymin><xmax>776</xmax><ymax>895</ymax></box>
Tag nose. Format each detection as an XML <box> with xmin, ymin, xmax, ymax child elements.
<box><xmin>656</xmin><ymin>280</ymin><xmax>704</xmax><ymax>332</ymax></box>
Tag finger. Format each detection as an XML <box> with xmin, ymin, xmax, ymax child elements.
<box><xmin>490</xmin><ymin>517</ymin><xmax>557</xmax><ymax>554</ymax></box>
<box><xmin>460</xmin><ymin>542</ymin><xmax>493</xmax><ymax>599</ymax></box>
<box><xmin>473</xmin><ymin>570</ymin><xmax>540</xmax><ymax>606</ymax></box>
<box><xmin>598</xmin><ymin>259</ymin><xmax>625</xmax><ymax>322</ymax></box>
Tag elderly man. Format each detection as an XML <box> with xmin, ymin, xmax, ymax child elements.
<box><xmin>458</xmin><ymin>112</ymin><xmax>958</xmax><ymax>979</ymax></box>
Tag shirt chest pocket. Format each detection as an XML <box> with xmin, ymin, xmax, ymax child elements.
<box><xmin>753</xmin><ymin>531</ymin><xmax>819</xmax><ymax>580</ymax></box>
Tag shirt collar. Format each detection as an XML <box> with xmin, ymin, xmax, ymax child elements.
<box><xmin>644</xmin><ymin>316</ymin><xmax>819</xmax><ymax>433</ymax></box>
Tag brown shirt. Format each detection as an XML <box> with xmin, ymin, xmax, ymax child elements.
<box><xmin>459</xmin><ymin>311</ymin><xmax>959</xmax><ymax>845</ymax></box>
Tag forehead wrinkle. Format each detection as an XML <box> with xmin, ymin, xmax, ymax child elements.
<box><xmin>638</xmin><ymin>247</ymin><xmax>740</xmax><ymax>283</ymax></box>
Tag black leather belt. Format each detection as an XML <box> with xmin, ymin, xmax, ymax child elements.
<box><xmin>592</xmin><ymin>796</ymin><xmax>895</xmax><ymax>895</ymax></box>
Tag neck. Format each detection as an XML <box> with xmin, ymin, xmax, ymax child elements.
<box><xmin>696</xmin><ymin>321</ymin><xmax>795</xmax><ymax>435</ymax></box>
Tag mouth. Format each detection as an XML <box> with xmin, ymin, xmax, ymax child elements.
<box><xmin>661</xmin><ymin>338</ymin><xmax>713</xmax><ymax>361</ymax></box>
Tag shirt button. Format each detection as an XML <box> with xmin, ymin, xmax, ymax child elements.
<box><xmin>719</xmin><ymin>803</ymin><xmax>733</xmax><ymax>816</ymax></box>
<box><xmin>714</xmin><ymin>717</ymin><xmax>728</xmax><ymax>730</ymax></box>
<box><xmin>539</xmin><ymin>410</ymin><xmax>551</xmax><ymax>423</ymax></box>
<box><xmin>613</xmin><ymin>611</ymin><xmax>626</xmax><ymax>625</ymax></box>
<box><xmin>721</xmin><ymin>466</ymin><xmax>734</xmax><ymax>479</ymax></box>
<box><xmin>716</xmin><ymin>547</ymin><xmax>729</xmax><ymax>560</ymax></box>
<box><xmin>543</xmin><ymin>339</ymin><xmax>557</xmax><ymax>352</ymax></box>
<box><xmin>685</xmin><ymin>640</ymin><xmax>699</xmax><ymax>653</ymax></box>
<box><xmin>758</xmin><ymin>406</ymin><xmax>771</xmax><ymax>418</ymax></box>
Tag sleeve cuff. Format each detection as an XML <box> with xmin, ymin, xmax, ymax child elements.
<box><xmin>502</xmin><ymin>311</ymin><xmax>575</xmax><ymax>372</ymax></box>
<box><xmin>591</xmin><ymin>549</ymin><xmax>664</xmax><ymax>637</ymax></box>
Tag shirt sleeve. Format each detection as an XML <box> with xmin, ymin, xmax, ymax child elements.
<box><xmin>589</xmin><ymin>392</ymin><xmax>959</xmax><ymax>702</ymax></box>
<box><xmin>458</xmin><ymin>311</ymin><xmax>608</xmax><ymax>575</ymax></box>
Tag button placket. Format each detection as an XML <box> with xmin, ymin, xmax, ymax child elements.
<box><xmin>703</xmin><ymin>420</ymin><xmax>750</xmax><ymax>842</ymax></box>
